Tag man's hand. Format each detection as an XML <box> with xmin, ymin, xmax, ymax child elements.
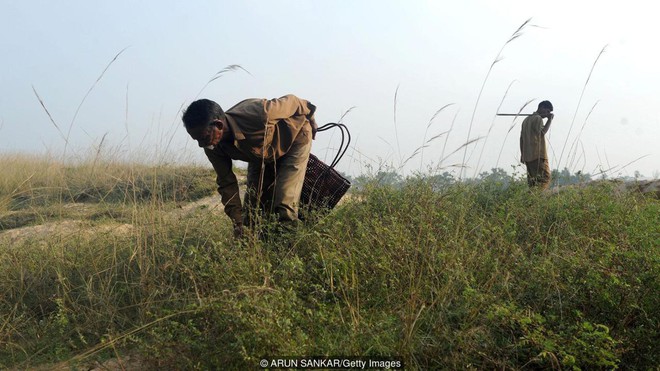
<box><xmin>233</xmin><ymin>224</ymin><xmax>245</xmax><ymax>239</ymax></box>
<box><xmin>541</xmin><ymin>113</ymin><xmax>554</xmax><ymax>135</ymax></box>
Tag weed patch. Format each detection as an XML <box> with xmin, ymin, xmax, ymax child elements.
<box><xmin>1</xmin><ymin>166</ymin><xmax>658</xmax><ymax>369</ymax></box>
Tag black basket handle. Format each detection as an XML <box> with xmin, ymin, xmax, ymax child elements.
<box><xmin>316</xmin><ymin>122</ymin><xmax>351</xmax><ymax>168</ymax></box>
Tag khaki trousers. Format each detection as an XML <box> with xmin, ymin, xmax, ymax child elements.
<box><xmin>525</xmin><ymin>158</ymin><xmax>551</xmax><ymax>190</ymax></box>
<box><xmin>243</xmin><ymin>123</ymin><xmax>312</xmax><ymax>225</ymax></box>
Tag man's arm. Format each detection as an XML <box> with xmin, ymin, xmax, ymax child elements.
<box><xmin>541</xmin><ymin>113</ymin><xmax>554</xmax><ymax>135</ymax></box>
<box><xmin>204</xmin><ymin>149</ymin><xmax>243</xmax><ymax>228</ymax></box>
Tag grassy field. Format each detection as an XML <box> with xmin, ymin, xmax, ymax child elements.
<box><xmin>0</xmin><ymin>154</ymin><xmax>658</xmax><ymax>370</ymax></box>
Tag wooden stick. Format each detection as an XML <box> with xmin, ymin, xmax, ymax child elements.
<box><xmin>496</xmin><ymin>113</ymin><xmax>533</xmax><ymax>116</ymax></box>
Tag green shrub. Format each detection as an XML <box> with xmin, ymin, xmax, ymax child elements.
<box><xmin>1</xmin><ymin>169</ymin><xmax>658</xmax><ymax>369</ymax></box>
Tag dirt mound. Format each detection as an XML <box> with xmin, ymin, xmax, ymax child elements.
<box><xmin>177</xmin><ymin>195</ymin><xmax>225</xmax><ymax>215</ymax></box>
<box><xmin>621</xmin><ymin>179</ymin><xmax>660</xmax><ymax>198</ymax></box>
<box><xmin>0</xmin><ymin>220</ymin><xmax>134</xmax><ymax>247</ymax></box>
<box><xmin>552</xmin><ymin>179</ymin><xmax>660</xmax><ymax>198</ymax></box>
<box><xmin>592</xmin><ymin>179</ymin><xmax>660</xmax><ymax>198</ymax></box>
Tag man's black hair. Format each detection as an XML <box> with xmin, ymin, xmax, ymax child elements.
<box><xmin>182</xmin><ymin>99</ymin><xmax>225</xmax><ymax>129</ymax></box>
<box><xmin>538</xmin><ymin>100</ymin><xmax>553</xmax><ymax>111</ymax></box>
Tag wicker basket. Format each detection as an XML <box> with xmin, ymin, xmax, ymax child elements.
<box><xmin>300</xmin><ymin>153</ymin><xmax>351</xmax><ymax>209</ymax></box>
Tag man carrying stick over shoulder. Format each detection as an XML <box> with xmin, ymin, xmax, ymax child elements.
<box><xmin>520</xmin><ymin>100</ymin><xmax>554</xmax><ymax>190</ymax></box>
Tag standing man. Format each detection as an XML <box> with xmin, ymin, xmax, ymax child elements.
<box><xmin>520</xmin><ymin>100</ymin><xmax>554</xmax><ymax>189</ymax></box>
<box><xmin>183</xmin><ymin>94</ymin><xmax>317</xmax><ymax>238</ymax></box>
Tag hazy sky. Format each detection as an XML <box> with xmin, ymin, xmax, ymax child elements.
<box><xmin>2</xmin><ymin>0</ymin><xmax>659</xmax><ymax>178</ymax></box>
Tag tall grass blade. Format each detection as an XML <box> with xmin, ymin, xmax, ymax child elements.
<box><xmin>194</xmin><ymin>64</ymin><xmax>252</xmax><ymax>100</ymax></box>
<box><xmin>439</xmin><ymin>110</ymin><xmax>460</xmax><ymax>170</ymax></box>
<box><xmin>557</xmin><ymin>45</ymin><xmax>607</xmax><ymax>170</ymax></box>
<box><xmin>474</xmin><ymin>80</ymin><xmax>517</xmax><ymax>176</ymax></box>
<box><xmin>592</xmin><ymin>154</ymin><xmax>650</xmax><ymax>178</ymax></box>
<box><xmin>447</xmin><ymin>136</ymin><xmax>485</xmax><ymax>160</ymax></box>
<box><xmin>65</xmin><ymin>47</ymin><xmax>129</xmax><ymax>158</ymax></box>
<box><xmin>567</xmin><ymin>100</ymin><xmax>599</xmax><ymax>171</ymax></box>
<box><xmin>420</xmin><ymin>103</ymin><xmax>454</xmax><ymax>171</ymax></box>
<box><xmin>32</xmin><ymin>86</ymin><xmax>68</xmax><ymax>145</ymax></box>
<box><xmin>460</xmin><ymin>18</ymin><xmax>532</xmax><ymax>179</ymax></box>
<box><xmin>393</xmin><ymin>84</ymin><xmax>402</xmax><ymax>165</ymax></box>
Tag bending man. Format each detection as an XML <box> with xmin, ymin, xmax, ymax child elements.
<box><xmin>183</xmin><ymin>94</ymin><xmax>317</xmax><ymax>237</ymax></box>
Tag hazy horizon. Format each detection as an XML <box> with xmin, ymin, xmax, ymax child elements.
<box><xmin>2</xmin><ymin>1</ymin><xmax>658</xmax><ymax>179</ymax></box>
